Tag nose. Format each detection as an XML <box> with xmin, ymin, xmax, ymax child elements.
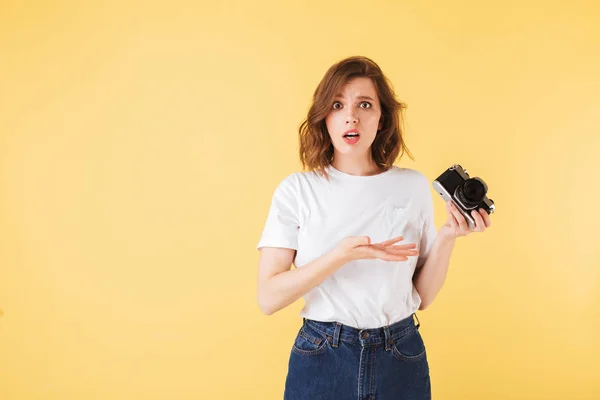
<box><xmin>345</xmin><ymin>110</ymin><xmax>358</xmax><ymax>125</ymax></box>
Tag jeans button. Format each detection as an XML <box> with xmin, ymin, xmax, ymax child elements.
<box><xmin>360</xmin><ymin>331</ymin><xmax>369</xmax><ymax>339</ymax></box>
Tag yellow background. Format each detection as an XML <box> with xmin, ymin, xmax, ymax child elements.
<box><xmin>1</xmin><ymin>1</ymin><xmax>599</xmax><ymax>399</ymax></box>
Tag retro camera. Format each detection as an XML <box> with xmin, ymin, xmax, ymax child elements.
<box><xmin>432</xmin><ymin>164</ymin><xmax>495</xmax><ymax>229</ymax></box>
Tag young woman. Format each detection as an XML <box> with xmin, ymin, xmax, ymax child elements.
<box><xmin>256</xmin><ymin>56</ymin><xmax>491</xmax><ymax>400</ymax></box>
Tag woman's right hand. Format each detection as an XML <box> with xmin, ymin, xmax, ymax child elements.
<box><xmin>333</xmin><ymin>235</ymin><xmax>419</xmax><ymax>263</ymax></box>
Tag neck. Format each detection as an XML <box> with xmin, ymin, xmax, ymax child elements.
<box><xmin>331</xmin><ymin>155</ymin><xmax>384</xmax><ymax>177</ymax></box>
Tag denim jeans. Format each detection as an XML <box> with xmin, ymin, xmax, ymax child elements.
<box><xmin>284</xmin><ymin>314</ymin><xmax>431</xmax><ymax>400</ymax></box>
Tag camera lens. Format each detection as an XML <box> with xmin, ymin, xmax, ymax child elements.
<box><xmin>455</xmin><ymin>178</ymin><xmax>487</xmax><ymax>208</ymax></box>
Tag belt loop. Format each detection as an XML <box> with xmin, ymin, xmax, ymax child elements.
<box><xmin>332</xmin><ymin>322</ymin><xmax>342</xmax><ymax>348</ymax></box>
<box><xmin>413</xmin><ymin>313</ymin><xmax>421</xmax><ymax>329</ymax></box>
<box><xmin>383</xmin><ymin>325</ymin><xmax>391</xmax><ymax>351</ymax></box>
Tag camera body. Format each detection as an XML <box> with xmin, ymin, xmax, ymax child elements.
<box><xmin>432</xmin><ymin>164</ymin><xmax>495</xmax><ymax>229</ymax></box>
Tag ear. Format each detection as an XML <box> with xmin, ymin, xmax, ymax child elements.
<box><xmin>378</xmin><ymin>118</ymin><xmax>383</xmax><ymax>131</ymax></box>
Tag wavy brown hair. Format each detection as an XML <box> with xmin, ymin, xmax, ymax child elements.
<box><xmin>299</xmin><ymin>56</ymin><xmax>413</xmax><ymax>180</ymax></box>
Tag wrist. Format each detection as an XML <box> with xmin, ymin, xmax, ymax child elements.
<box><xmin>438</xmin><ymin>225</ymin><xmax>458</xmax><ymax>243</ymax></box>
<box><xmin>330</xmin><ymin>247</ymin><xmax>352</xmax><ymax>266</ymax></box>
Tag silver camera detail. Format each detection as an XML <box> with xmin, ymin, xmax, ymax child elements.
<box><xmin>432</xmin><ymin>164</ymin><xmax>495</xmax><ymax>229</ymax></box>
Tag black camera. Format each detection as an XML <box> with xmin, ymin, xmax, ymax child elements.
<box><xmin>432</xmin><ymin>164</ymin><xmax>495</xmax><ymax>229</ymax></box>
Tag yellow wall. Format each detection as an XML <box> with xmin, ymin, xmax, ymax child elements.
<box><xmin>1</xmin><ymin>1</ymin><xmax>598</xmax><ymax>399</ymax></box>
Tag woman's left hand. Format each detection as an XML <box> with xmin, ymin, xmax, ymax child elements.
<box><xmin>440</xmin><ymin>200</ymin><xmax>491</xmax><ymax>239</ymax></box>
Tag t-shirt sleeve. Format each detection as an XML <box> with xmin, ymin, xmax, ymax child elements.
<box><xmin>416</xmin><ymin>176</ymin><xmax>438</xmax><ymax>268</ymax></box>
<box><xmin>256</xmin><ymin>175</ymin><xmax>300</xmax><ymax>251</ymax></box>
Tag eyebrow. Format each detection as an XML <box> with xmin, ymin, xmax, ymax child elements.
<box><xmin>334</xmin><ymin>95</ymin><xmax>376</xmax><ymax>102</ymax></box>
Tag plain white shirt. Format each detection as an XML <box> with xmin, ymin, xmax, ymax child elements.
<box><xmin>257</xmin><ymin>164</ymin><xmax>438</xmax><ymax>329</ymax></box>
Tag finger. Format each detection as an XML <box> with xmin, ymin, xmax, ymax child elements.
<box><xmin>479</xmin><ymin>208</ymin><xmax>492</xmax><ymax>227</ymax></box>
<box><xmin>372</xmin><ymin>243</ymin><xmax>417</xmax><ymax>253</ymax></box>
<box><xmin>448</xmin><ymin>215</ymin><xmax>458</xmax><ymax>229</ymax></box>
<box><xmin>386</xmin><ymin>247</ymin><xmax>419</xmax><ymax>256</ymax></box>
<box><xmin>470</xmin><ymin>209</ymin><xmax>486</xmax><ymax>232</ymax></box>
<box><xmin>378</xmin><ymin>236</ymin><xmax>404</xmax><ymax>246</ymax></box>
<box><xmin>449</xmin><ymin>202</ymin><xmax>469</xmax><ymax>232</ymax></box>
<box><xmin>377</xmin><ymin>251</ymin><xmax>408</xmax><ymax>262</ymax></box>
<box><xmin>446</xmin><ymin>203</ymin><xmax>458</xmax><ymax>228</ymax></box>
<box><xmin>370</xmin><ymin>247</ymin><xmax>414</xmax><ymax>261</ymax></box>
<box><xmin>388</xmin><ymin>243</ymin><xmax>417</xmax><ymax>250</ymax></box>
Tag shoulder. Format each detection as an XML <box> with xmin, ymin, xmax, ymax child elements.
<box><xmin>272</xmin><ymin>170</ymin><xmax>317</xmax><ymax>198</ymax></box>
<box><xmin>279</xmin><ymin>169</ymin><xmax>327</xmax><ymax>188</ymax></box>
<box><xmin>390</xmin><ymin>166</ymin><xmax>430</xmax><ymax>186</ymax></box>
<box><xmin>389</xmin><ymin>166</ymin><xmax>432</xmax><ymax>199</ymax></box>
<box><xmin>273</xmin><ymin>172</ymin><xmax>300</xmax><ymax>194</ymax></box>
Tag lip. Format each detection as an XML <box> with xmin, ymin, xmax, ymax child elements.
<box><xmin>343</xmin><ymin>129</ymin><xmax>360</xmax><ymax>136</ymax></box>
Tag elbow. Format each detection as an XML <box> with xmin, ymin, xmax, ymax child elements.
<box><xmin>418</xmin><ymin>292</ymin><xmax>431</xmax><ymax>310</ymax></box>
<box><xmin>418</xmin><ymin>298</ymin><xmax>432</xmax><ymax>311</ymax></box>
<box><xmin>414</xmin><ymin>283</ymin><xmax>427</xmax><ymax>311</ymax></box>
<box><xmin>258</xmin><ymin>281</ymin><xmax>281</xmax><ymax>315</ymax></box>
<box><xmin>259</xmin><ymin>304</ymin><xmax>276</xmax><ymax>315</ymax></box>
<box><xmin>258</xmin><ymin>296</ymin><xmax>278</xmax><ymax>316</ymax></box>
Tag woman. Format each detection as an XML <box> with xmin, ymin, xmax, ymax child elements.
<box><xmin>256</xmin><ymin>56</ymin><xmax>491</xmax><ymax>400</ymax></box>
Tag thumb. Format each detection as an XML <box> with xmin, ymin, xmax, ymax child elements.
<box><xmin>345</xmin><ymin>235</ymin><xmax>371</xmax><ymax>248</ymax></box>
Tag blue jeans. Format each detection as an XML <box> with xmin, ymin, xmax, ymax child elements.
<box><xmin>284</xmin><ymin>314</ymin><xmax>431</xmax><ymax>400</ymax></box>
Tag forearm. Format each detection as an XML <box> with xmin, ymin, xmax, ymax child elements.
<box><xmin>259</xmin><ymin>250</ymin><xmax>348</xmax><ymax>315</ymax></box>
<box><xmin>413</xmin><ymin>228</ymin><xmax>456</xmax><ymax>310</ymax></box>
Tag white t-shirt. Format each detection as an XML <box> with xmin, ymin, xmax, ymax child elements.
<box><xmin>256</xmin><ymin>164</ymin><xmax>438</xmax><ymax>329</ymax></box>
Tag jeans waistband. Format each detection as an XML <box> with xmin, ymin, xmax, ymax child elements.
<box><xmin>303</xmin><ymin>313</ymin><xmax>420</xmax><ymax>349</ymax></box>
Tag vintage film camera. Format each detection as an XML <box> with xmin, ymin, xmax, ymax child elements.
<box><xmin>432</xmin><ymin>164</ymin><xmax>495</xmax><ymax>229</ymax></box>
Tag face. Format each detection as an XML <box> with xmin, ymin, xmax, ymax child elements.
<box><xmin>325</xmin><ymin>77</ymin><xmax>383</xmax><ymax>158</ymax></box>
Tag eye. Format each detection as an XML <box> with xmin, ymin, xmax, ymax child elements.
<box><xmin>332</xmin><ymin>101</ymin><xmax>343</xmax><ymax>110</ymax></box>
<box><xmin>359</xmin><ymin>101</ymin><xmax>372</xmax><ymax>109</ymax></box>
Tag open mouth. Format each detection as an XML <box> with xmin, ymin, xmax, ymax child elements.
<box><xmin>343</xmin><ymin>133</ymin><xmax>360</xmax><ymax>144</ymax></box>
